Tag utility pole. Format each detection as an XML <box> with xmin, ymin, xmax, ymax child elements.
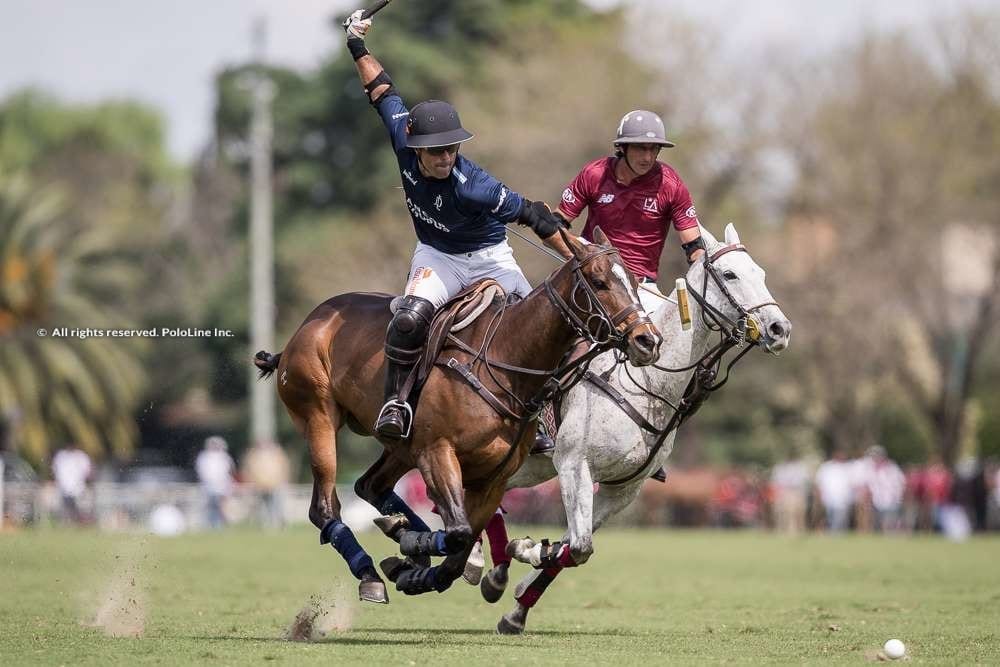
<box><xmin>248</xmin><ymin>17</ymin><xmax>276</xmax><ymax>445</ymax></box>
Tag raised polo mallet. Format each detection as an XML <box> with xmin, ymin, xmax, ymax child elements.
<box><xmin>338</xmin><ymin>0</ymin><xmax>394</xmax><ymax>30</ymax></box>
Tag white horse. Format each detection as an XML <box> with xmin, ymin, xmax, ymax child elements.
<box><xmin>487</xmin><ymin>223</ymin><xmax>792</xmax><ymax>634</ymax></box>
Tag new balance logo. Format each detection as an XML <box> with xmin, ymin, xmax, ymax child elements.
<box><xmin>597</xmin><ymin>193</ymin><xmax>615</xmax><ymax>204</ymax></box>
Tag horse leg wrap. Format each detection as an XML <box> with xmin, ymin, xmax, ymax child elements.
<box><xmin>485</xmin><ymin>512</ymin><xmax>512</xmax><ymax>567</ymax></box>
<box><xmin>396</xmin><ymin>565</ymin><xmax>452</xmax><ymax>595</ymax></box>
<box><xmin>320</xmin><ymin>519</ymin><xmax>375</xmax><ymax>579</ymax></box>
<box><xmin>399</xmin><ymin>529</ymin><xmax>448</xmax><ymax>557</ymax></box>
<box><xmin>373</xmin><ymin>490</ymin><xmax>431</xmax><ymax>533</ymax></box>
<box><xmin>514</xmin><ymin>566</ymin><xmax>562</xmax><ymax>609</ymax></box>
<box><xmin>535</xmin><ymin>539</ymin><xmax>567</xmax><ymax>570</ymax></box>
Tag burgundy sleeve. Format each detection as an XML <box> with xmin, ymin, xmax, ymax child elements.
<box><xmin>557</xmin><ymin>165</ymin><xmax>593</xmax><ymax>223</ymax></box>
<box><xmin>669</xmin><ymin>177</ymin><xmax>700</xmax><ymax>232</ymax></box>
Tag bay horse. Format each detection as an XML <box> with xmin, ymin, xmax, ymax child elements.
<box><xmin>254</xmin><ymin>228</ymin><xmax>660</xmax><ymax>604</ymax></box>
<box><xmin>487</xmin><ymin>223</ymin><xmax>792</xmax><ymax>633</ymax></box>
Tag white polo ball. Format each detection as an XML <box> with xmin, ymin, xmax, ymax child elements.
<box><xmin>883</xmin><ymin>639</ymin><xmax>906</xmax><ymax>659</ymax></box>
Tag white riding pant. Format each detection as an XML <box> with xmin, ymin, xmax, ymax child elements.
<box><xmin>403</xmin><ymin>240</ymin><xmax>532</xmax><ymax>308</ymax></box>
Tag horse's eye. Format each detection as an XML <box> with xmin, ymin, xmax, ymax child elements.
<box><xmin>723</xmin><ymin>270</ymin><xmax>738</xmax><ymax>281</ymax></box>
<box><xmin>591</xmin><ymin>279</ymin><xmax>608</xmax><ymax>289</ymax></box>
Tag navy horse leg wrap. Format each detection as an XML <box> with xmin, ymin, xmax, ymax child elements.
<box><xmin>374</xmin><ymin>491</ymin><xmax>431</xmax><ymax>533</ymax></box>
<box><xmin>320</xmin><ymin>520</ymin><xmax>374</xmax><ymax>579</ymax></box>
<box><xmin>396</xmin><ymin>565</ymin><xmax>452</xmax><ymax>595</ymax></box>
<box><xmin>399</xmin><ymin>529</ymin><xmax>448</xmax><ymax>557</ymax></box>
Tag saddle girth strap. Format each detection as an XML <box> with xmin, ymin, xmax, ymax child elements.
<box><xmin>583</xmin><ymin>370</ymin><xmax>659</xmax><ymax>434</ymax></box>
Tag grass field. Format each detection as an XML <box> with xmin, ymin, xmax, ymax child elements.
<box><xmin>1</xmin><ymin>526</ymin><xmax>998</xmax><ymax>665</ymax></box>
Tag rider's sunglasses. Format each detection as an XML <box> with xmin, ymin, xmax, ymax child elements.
<box><xmin>425</xmin><ymin>144</ymin><xmax>460</xmax><ymax>156</ymax></box>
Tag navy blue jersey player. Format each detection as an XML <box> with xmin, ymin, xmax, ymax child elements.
<box><xmin>343</xmin><ymin>9</ymin><xmax>569</xmax><ymax>441</ymax></box>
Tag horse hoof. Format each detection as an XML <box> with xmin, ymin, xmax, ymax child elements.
<box><xmin>358</xmin><ymin>579</ymin><xmax>389</xmax><ymax>604</ymax></box>
<box><xmin>496</xmin><ymin>612</ymin><xmax>524</xmax><ymax>635</ymax></box>
<box><xmin>505</xmin><ymin>537</ymin><xmax>535</xmax><ymax>562</ymax></box>
<box><xmin>480</xmin><ymin>562</ymin><xmax>509</xmax><ymax>603</ymax></box>
<box><xmin>463</xmin><ymin>542</ymin><xmax>485</xmax><ymax>586</ymax></box>
<box><xmin>379</xmin><ymin>556</ymin><xmax>412</xmax><ymax>583</ymax></box>
<box><xmin>373</xmin><ymin>513</ymin><xmax>409</xmax><ymax>541</ymax></box>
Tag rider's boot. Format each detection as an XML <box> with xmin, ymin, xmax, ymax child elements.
<box><xmin>529</xmin><ymin>402</ymin><xmax>557</xmax><ymax>456</ymax></box>
<box><xmin>374</xmin><ymin>295</ymin><xmax>435</xmax><ymax>440</ymax></box>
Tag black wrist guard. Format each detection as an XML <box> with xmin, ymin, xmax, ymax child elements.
<box><xmin>682</xmin><ymin>236</ymin><xmax>706</xmax><ymax>263</ymax></box>
<box><xmin>347</xmin><ymin>37</ymin><xmax>369</xmax><ymax>61</ymax></box>
<box><xmin>518</xmin><ymin>200</ymin><xmax>560</xmax><ymax>238</ymax></box>
<box><xmin>553</xmin><ymin>211</ymin><xmax>569</xmax><ymax>229</ymax></box>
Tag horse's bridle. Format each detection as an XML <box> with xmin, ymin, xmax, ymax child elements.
<box><xmin>596</xmin><ymin>242</ymin><xmax>783</xmax><ymax>486</ymax></box>
<box><xmin>543</xmin><ymin>245</ymin><xmax>655</xmax><ymax>350</ymax></box>
<box><xmin>688</xmin><ymin>243</ymin><xmax>781</xmax><ymax>350</ymax></box>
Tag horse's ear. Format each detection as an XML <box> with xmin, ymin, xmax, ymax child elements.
<box><xmin>559</xmin><ymin>226</ymin><xmax>586</xmax><ymax>260</ymax></box>
<box><xmin>724</xmin><ymin>223</ymin><xmax>741</xmax><ymax>246</ymax></box>
<box><xmin>591</xmin><ymin>226</ymin><xmax>610</xmax><ymax>246</ymax></box>
<box><xmin>698</xmin><ymin>224</ymin><xmax>720</xmax><ymax>251</ymax></box>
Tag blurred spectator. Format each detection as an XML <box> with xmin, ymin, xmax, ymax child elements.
<box><xmin>863</xmin><ymin>446</ymin><xmax>906</xmax><ymax>532</ymax></box>
<box><xmin>849</xmin><ymin>450</ymin><xmax>875</xmax><ymax>532</ymax></box>
<box><xmin>770</xmin><ymin>452</ymin><xmax>810</xmax><ymax>534</ymax></box>
<box><xmin>195</xmin><ymin>436</ymin><xmax>235</xmax><ymax>529</ymax></box>
<box><xmin>953</xmin><ymin>458</ymin><xmax>988</xmax><ymax>532</ymax></box>
<box><xmin>921</xmin><ymin>456</ymin><xmax>953</xmax><ymax>531</ymax></box>
<box><xmin>814</xmin><ymin>449</ymin><xmax>853</xmax><ymax>532</ymax></box>
<box><xmin>52</xmin><ymin>443</ymin><xmax>92</xmax><ymax>524</ymax></box>
<box><xmin>241</xmin><ymin>440</ymin><xmax>290</xmax><ymax>529</ymax></box>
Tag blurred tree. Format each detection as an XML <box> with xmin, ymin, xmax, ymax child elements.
<box><xmin>0</xmin><ymin>175</ymin><xmax>146</xmax><ymax>465</ymax></box>
<box><xmin>773</xmin><ymin>13</ymin><xmax>1000</xmax><ymax>465</ymax></box>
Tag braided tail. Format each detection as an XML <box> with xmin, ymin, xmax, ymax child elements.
<box><xmin>254</xmin><ymin>350</ymin><xmax>282</xmax><ymax>380</ymax></box>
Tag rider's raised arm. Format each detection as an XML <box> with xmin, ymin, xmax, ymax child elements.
<box><xmin>344</xmin><ymin>8</ymin><xmax>408</xmax><ymax>151</ymax></box>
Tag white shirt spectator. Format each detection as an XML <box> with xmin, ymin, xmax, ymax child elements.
<box><xmin>196</xmin><ymin>447</ymin><xmax>235</xmax><ymax>496</ymax></box>
<box><xmin>867</xmin><ymin>460</ymin><xmax>906</xmax><ymax>511</ymax></box>
<box><xmin>815</xmin><ymin>459</ymin><xmax>853</xmax><ymax>510</ymax></box>
<box><xmin>52</xmin><ymin>447</ymin><xmax>92</xmax><ymax>498</ymax></box>
<box><xmin>772</xmin><ymin>460</ymin><xmax>810</xmax><ymax>493</ymax></box>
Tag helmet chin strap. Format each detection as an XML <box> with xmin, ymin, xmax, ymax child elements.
<box><xmin>615</xmin><ymin>145</ymin><xmax>641</xmax><ymax>179</ymax></box>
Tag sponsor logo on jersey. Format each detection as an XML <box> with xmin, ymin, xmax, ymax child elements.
<box><xmin>491</xmin><ymin>187</ymin><xmax>508</xmax><ymax>214</ymax></box>
<box><xmin>434</xmin><ymin>194</ymin><xmax>443</xmax><ymax>211</ymax></box>
<box><xmin>391</xmin><ymin>111</ymin><xmax>410</xmax><ymax>120</ymax></box>
<box><xmin>402</xmin><ymin>169</ymin><xmax>418</xmax><ymax>185</ymax></box>
<box><xmin>685</xmin><ymin>205</ymin><xmax>697</xmax><ymax>218</ymax></box>
<box><xmin>452</xmin><ymin>166</ymin><xmax>468</xmax><ymax>184</ymax></box>
<box><xmin>643</xmin><ymin>197</ymin><xmax>659</xmax><ymax>214</ymax></box>
<box><xmin>406</xmin><ymin>197</ymin><xmax>451</xmax><ymax>233</ymax></box>
<box><xmin>562</xmin><ymin>188</ymin><xmax>576</xmax><ymax>204</ymax></box>
<box><xmin>597</xmin><ymin>193</ymin><xmax>615</xmax><ymax>204</ymax></box>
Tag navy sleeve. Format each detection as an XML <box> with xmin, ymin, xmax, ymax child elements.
<box><xmin>374</xmin><ymin>93</ymin><xmax>410</xmax><ymax>153</ymax></box>
<box><xmin>461</xmin><ymin>164</ymin><xmax>525</xmax><ymax>223</ymax></box>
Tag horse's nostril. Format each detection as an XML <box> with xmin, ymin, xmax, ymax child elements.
<box><xmin>636</xmin><ymin>334</ymin><xmax>656</xmax><ymax>352</ymax></box>
<box><xmin>769</xmin><ymin>321</ymin><xmax>787</xmax><ymax>339</ymax></box>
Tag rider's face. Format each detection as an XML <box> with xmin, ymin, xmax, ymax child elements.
<box><xmin>416</xmin><ymin>144</ymin><xmax>459</xmax><ymax>179</ymax></box>
<box><xmin>623</xmin><ymin>144</ymin><xmax>661</xmax><ymax>175</ymax></box>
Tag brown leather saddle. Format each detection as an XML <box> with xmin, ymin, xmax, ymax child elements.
<box><xmin>395</xmin><ymin>279</ymin><xmax>507</xmax><ymax>418</ymax></box>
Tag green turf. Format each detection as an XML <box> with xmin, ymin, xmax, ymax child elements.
<box><xmin>1</xmin><ymin>526</ymin><xmax>997</xmax><ymax>665</ymax></box>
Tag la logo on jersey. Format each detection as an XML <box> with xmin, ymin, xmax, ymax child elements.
<box><xmin>643</xmin><ymin>197</ymin><xmax>659</xmax><ymax>213</ymax></box>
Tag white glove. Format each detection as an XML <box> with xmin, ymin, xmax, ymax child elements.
<box><xmin>342</xmin><ymin>9</ymin><xmax>372</xmax><ymax>39</ymax></box>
